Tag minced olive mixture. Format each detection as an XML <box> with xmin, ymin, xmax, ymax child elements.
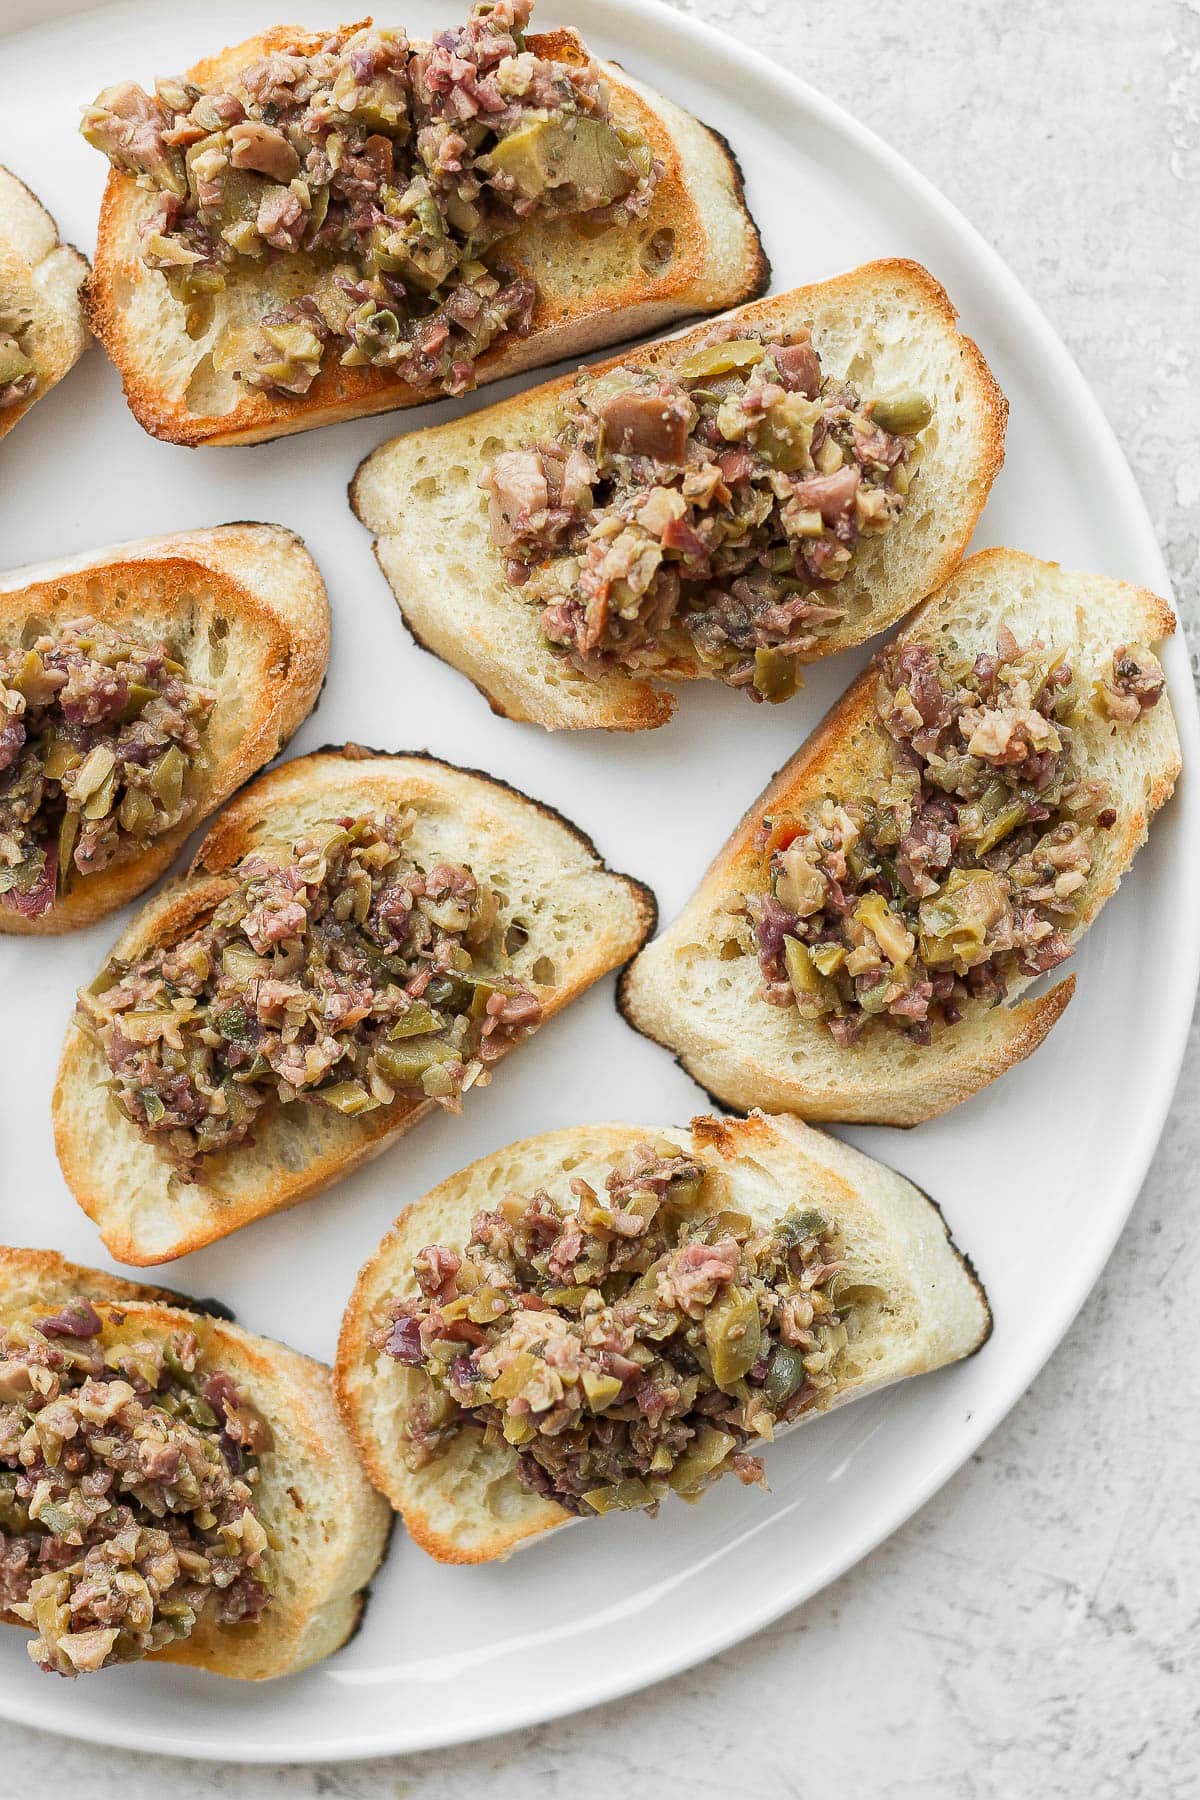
<box><xmin>382</xmin><ymin>1138</ymin><xmax>849</xmax><ymax>1514</ymax></box>
<box><xmin>484</xmin><ymin>326</ymin><xmax>930</xmax><ymax>699</ymax></box>
<box><xmin>79</xmin><ymin>812</ymin><xmax>542</xmax><ymax>1168</ymax></box>
<box><xmin>746</xmin><ymin>630</ymin><xmax>1166</xmax><ymax>1044</ymax></box>
<box><xmin>0</xmin><ymin>1299</ymin><xmax>273</xmax><ymax>1676</ymax></box>
<box><xmin>0</xmin><ymin>323</ymin><xmax>36</xmax><ymax>411</ymax></box>
<box><xmin>81</xmin><ymin>1</ymin><xmax>658</xmax><ymax>399</ymax></box>
<box><xmin>0</xmin><ymin>619</ymin><xmax>215</xmax><ymax>919</ymax></box>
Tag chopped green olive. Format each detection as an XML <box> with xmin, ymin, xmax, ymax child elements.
<box><xmin>869</xmin><ymin>389</ymin><xmax>933</xmax><ymax>435</ymax></box>
<box><xmin>676</xmin><ymin>339</ymin><xmax>765</xmax><ymax>384</ymax></box>
<box><xmin>150</xmin><ymin>744</ymin><xmax>186</xmax><ymax>814</ymax></box>
<box><xmin>703</xmin><ymin>1285</ymin><xmax>762</xmax><ymax>1391</ymax></box>
<box><xmin>783</xmin><ymin>936</ymin><xmax>832</xmax><ymax>1012</ymax></box>
<box><xmin>374</xmin><ymin>1039</ymin><xmax>454</xmax><ymax>1087</ymax></box>
<box><xmin>318</xmin><ymin>1080</ymin><xmax>379</xmax><ymax>1116</ymax></box>
<box><xmin>487</xmin><ymin>112</ymin><xmax>635</xmax><ymax>203</ymax></box>
<box><xmin>582</xmin><ymin>1477</ymin><xmax>657</xmax><ymax>1514</ymax></box>
<box><xmin>763</xmin><ymin>1344</ymin><xmax>808</xmax><ymax>1409</ymax></box>
<box><xmin>388</xmin><ymin>1003</ymin><xmax>440</xmax><ymax>1039</ymax></box>
<box><xmin>752</xmin><ymin>646</ymin><xmax>800</xmax><ymax>703</ymax></box>
<box><xmin>751</xmin><ymin>393</ymin><xmax>821</xmax><ymax>471</ymax></box>
<box><xmin>668</xmin><ymin>1425</ymin><xmax>736</xmax><ymax>1496</ymax></box>
<box><xmin>0</xmin><ymin>338</ymin><xmax>34</xmax><ymax>387</ymax></box>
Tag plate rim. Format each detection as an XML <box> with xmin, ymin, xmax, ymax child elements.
<box><xmin>1</xmin><ymin>0</ymin><xmax>1196</xmax><ymax>1762</ymax></box>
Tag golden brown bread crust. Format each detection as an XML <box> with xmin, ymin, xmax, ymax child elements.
<box><xmin>84</xmin><ymin>26</ymin><xmax>768</xmax><ymax>447</ymax></box>
<box><xmin>53</xmin><ymin>747</ymin><xmax>657</xmax><ymax>1264</ymax></box>
<box><xmin>0</xmin><ymin>524</ymin><xmax>330</xmax><ymax>934</ymax></box>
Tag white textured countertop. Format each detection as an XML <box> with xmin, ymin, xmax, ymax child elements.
<box><xmin>7</xmin><ymin>0</ymin><xmax>1199</xmax><ymax>1792</ymax></box>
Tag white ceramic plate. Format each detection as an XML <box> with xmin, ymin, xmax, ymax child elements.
<box><xmin>0</xmin><ymin>0</ymin><xmax>1195</xmax><ymax>1763</ymax></box>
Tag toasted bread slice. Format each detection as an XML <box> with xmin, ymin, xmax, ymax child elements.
<box><xmin>0</xmin><ymin>165</ymin><xmax>89</xmax><ymax>443</ymax></box>
<box><xmin>0</xmin><ymin>524</ymin><xmax>330</xmax><ymax>935</ymax></box>
<box><xmin>351</xmin><ymin>259</ymin><xmax>1007</xmax><ymax>732</ymax></box>
<box><xmin>334</xmin><ymin>1109</ymin><xmax>991</xmax><ymax>1563</ymax></box>
<box><xmin>53</xmin><ymin>746</ymin><xmax>656</xmax><ymax>1264</ymax></box>
<box><xmin>85</xmin><ymin>25</ymin><xmax>766</xmax><ymax>448</ymax></box>
<box><xmin>0</xmin><ymin>1246</ymin><xmax>390</xmax><ymax>1678</ymax></box>
<box><xmin>619</xmin><ymin>549</ymin><xmax>1181</xmax><ymax>1125</ymax></box>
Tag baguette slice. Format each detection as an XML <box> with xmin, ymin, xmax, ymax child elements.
<box><xmin>85</xmin><ymin>25</ymin><xmax>766</xmax><ymax>448</ymax></box>
<box><xmin>0</xmin><ymin>166</ymin><xmax>89</xmax><ymax>444</ymax></box>
<box><xmin>54</xmin><ymin>746</ymin><xmax>656</xmax><ymax>1264</ymax></box>
<box><xmin>351</xmin><ymin>259</ymin><xmax>1007</xmax><ymax>731</ymax></box>
<box><xmin>335</xmin><ymin>1109</ymin><xmax>991</xmax><ymax>1563</ymax></box>
<box><xmin>619</xmin><ymin>549</ymin><xmax>1182</xmax><ymax>1125</ymax></box>
<box><xmin>0</xmin><ymin>524</ymin><xmax>330</xmax><ymax>934</ymax></box>
<box><xmin>0</xmin><ymin>1246</ymin><xmax>390</xmax><ymax>1678</ymax></box>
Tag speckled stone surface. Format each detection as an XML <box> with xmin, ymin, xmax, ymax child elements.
<box><xmin>6</xmin><ymin>0</ymin><xmax>1199</xmax><ymax>1792</ymax></box>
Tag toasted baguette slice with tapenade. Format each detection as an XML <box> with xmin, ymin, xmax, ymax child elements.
<box><xmin>619</xmin><ymin>549</ymin><xmax>1181</xmax><ymax>1125</ymax></box>
<box><xmin>334</xmin><ymin>1110</ymin><xmax>990</xmax><ymax>1563</ymax></box>
<box><xmin>351</xmin><ymin>260</ymin><xmax>1007</xmax><ymax>731</ymax></box>
<box><xmin>53</xmin><ymin>747</ymin><xmax>656</xmax><ymax>1264</ymax></box>
<box><xmin>85</xmin><ymin>26</ymin><xmax>765</xmax><ymax>449</ymax></box>
<box><xmin>0</xmin><ymin>525</ymin><xmax>330</xmax><ymax>935</ymax></box>
<box><xmin>0</xmin><ymin>166</ymin><xmax>89</xmax><ymax>443</ymax></box>
<box><xmin>0</xmin><ymin>1246</ymin><xmax>390</xmax><ymax>1678</ymax></box>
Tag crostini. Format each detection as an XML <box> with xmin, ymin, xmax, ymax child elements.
<box><xmin>334</xmin><ymin>1110</ymin><xmax>990</xmax><ymax>1562</ymax></box>
<box><xmin>54</xmin><ymin>746</ymin><xmax>655</xmax><ymax>1263</ymax></box>
<box><xmin>0</xmin><ymin>165</ymin><xmax>89</xmax><ymax>444</ymax></box>
<box><xmin>619</xmin><ymin>550</ymin><xmax>1181</xmax><ymax>1123</ymax></box>
<box><xmin>352</xmin><ymin>259</ymin><xmax>1006</xmax><ymax>729</ymax></box>
<box><xmin>81</xmin><ymin>4</ymin><xmax>765</xmax><ymax>446</ymax></box>
<box><xmin>0</xmin><ymin>525</ymin><xmax>329</xmax><ymax>933</ymax></box>
<box><xmin>0</xmin><ymin>1246</ymin><xmax>389</xmax><ymax>1678</ymax></box>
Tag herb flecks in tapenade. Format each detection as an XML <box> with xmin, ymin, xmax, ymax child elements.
<box><xmin>380</xmin><ymin>1139</ymin><xmax>848</xmax><ymax>1515</ymax></box>
<box><xmin>0</xmin><ymin>619</ymin><xmax>215</xmax><ymax>919</ymax></box>
<box><xmin>81</xmin><ymin>1</ymin><xmax>659</xmax><ymax>400</ymax></box>
<box><xmin>483</xmin><ymin>325</ymin><xmax>931</xmax><ymax>699</ymax></box>
<box><xmin>0</xmin><ymin>323</ymin><xmax>37</xmax><ymax>410</ymax></box>
<box><xmin>0</xmin><ymin>1300</ymin><xmax>273</xmax><ymax>1676</ymax></box>
<box><xmin>745</xmin><ymin>629</ymin><xmax>1166</xmax><ymax>1045</ymax></box>
<box><xmin>78</xmin><ymin>812</ymin><xmax>542</xmax><ymax>1167</ymax></box>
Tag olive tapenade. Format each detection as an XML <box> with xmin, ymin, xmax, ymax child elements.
<box><xmin>381</xmin><ymin>1138</ymin><xmax>848</xmax><ymax>1515</ymax></box>
<box><xmin>745</xmin><ymin>630</ymin><xmax>1166</xmax><ymax>1045</ymax></box>
<box><xmin>81</xmin><ymin>1</ymin><xmax>659</xmax><ymax>400</ymax></box>
<box><xmin>0</xmin><ymin>324</ymin><xmax>36</xmax><ymax>411</ymax></box>
<box><xmin>78</xmin><ymin>812</ymin><xmax>543</xmax><ymax>1168</ymax></box>
<box><xmin>483</xmin><ymin>326</ymin><xmax>931</xmax><ymax>699</ymax></box>
<box><xmin>0</xmin><ymin>1300</ymin><xmax>273</xmax><ymax>1676</ymax></box>
<box><xmin>0</xmin><ymin>618</ymin><xmax>215</xmax><ymax>919</ymax></box>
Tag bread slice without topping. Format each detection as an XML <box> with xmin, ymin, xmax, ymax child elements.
<box><xmin>333</xmin><ymin>1109</ymin><xmax>991</xmax><ymax>1563</ymax></box>
<box><xmin>351</xmin><ymin>259</ymin><xmax>1008</xmax><ymax>731</ymax></box>
<box><xmin>0</xmin><ymin>524</ymin><xmax>330</xmax><ymax>934</ymax></box>
<box><xmin>84</xmin><ymin>25</ymin><xmax>766</xmax><ymax>448</ymax></box>
<box><xmin>0</xmin><ymin>1245</ymin><xmax>391</xmax><ymax>1678</ymax></box>
<box><xmin>53</xmin><ymin>746</ymin><xmax>656</xmax><ymax>1264</ymax></box>
<box><xmin>0</xmin><ymin>165</ymin><xmax>89</xmax><ymax>443</ymax></box>
<box><xmin>619</xmin><ymin>549</ymin><xmax>1182</xmax><ymax>1125</ymax></box>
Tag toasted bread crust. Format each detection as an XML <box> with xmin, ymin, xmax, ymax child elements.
<box><xmin>84</xmin><ymin>27</ymin><xmax>767</xmax><ymax>447</ymax></box>
<box><xmin>0</xmin><ymin>525</ymin><xmax>330</xmax><ymax>934</ymax></box>
<box><xmin>0</xmin><ymin>1246</ymin><xmax>390</xmax><ymax>1679</ymax></box>
<box><xmin>334</xmin><ymin>1112</ymin><xmax>991</xmax><ymax>1562</ymax></box>
<box><xmin>52</xmin><ymin>747</ymin><xmax>657</xmax><ymax>1264</ymax></box>
<box><xmin>618</xmin><ymin>549</ymin><xmax>1180</xmax><ymax>1123</ymax></box>
<box><xmin>351</xmin><ymin>258</ymin><xmax>1008</xmax><ymax>731</ymax></box>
